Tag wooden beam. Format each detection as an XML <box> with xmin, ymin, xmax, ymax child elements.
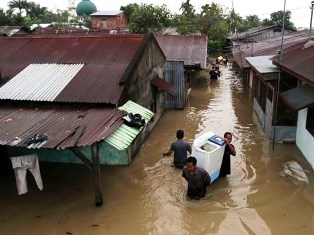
<box><xmin>70</xmin><ymin>148</ymin><xmax>93</xmax><ymax>171</ymax></box>
<box><xmin>91</xmin><ymin>142</ymin><xmax>103</xmax><ymax>207</ymax></box>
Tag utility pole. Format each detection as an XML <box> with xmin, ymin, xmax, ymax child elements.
<box><xmin>309</xmin><ymin>1</ymin><xmax>314</xmax><ymax>39</ymax></box>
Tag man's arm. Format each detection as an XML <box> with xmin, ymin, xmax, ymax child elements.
<box><xmin>187</xmin><ymin>143</ymin><xmax>192</xmax><ymax>154</ymax></box>
<box><xmin>228</xmin><ymin>143</ymin><xmax>236</xmax><ymax>156</ymax></box>
<box><xmin>163</xmin><ymin>149</ymin><xmax>173</xmax><ymax>157</ymax></box>
<box><xmin>202</xmin><ymin>171</ymin><xmax>211</xmax><ymax>186</ymax></box>
<box><xmin>182</xmin><ymin>168</ymin><xmax>188</xmax><ymax>181</ymax></box>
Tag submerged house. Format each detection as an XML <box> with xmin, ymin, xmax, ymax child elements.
<box><xmin>272</xmin><ymin>39</ymin><xmax>314</xmax><ymax>169</ymax></box>
<box><xmin>155</xmin><ymin>35</ymin><xmax>208</xmax><ymax>109</ymax></box>
<box><xmin>231</xmin><ymin>29</ymin><xmax>310</xmax><ymax>74</ymax></box>
<box><xmin>0</xmin><ymin>33</ymin><xmax>171</xmax><ymax>205</ymax></box>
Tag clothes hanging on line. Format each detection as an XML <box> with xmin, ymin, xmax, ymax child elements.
<box><xmin>10</xmin><ymin>154</ymin><xmax>43</xmax><ymax>195</ymax></box>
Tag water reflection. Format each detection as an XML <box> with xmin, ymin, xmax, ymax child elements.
<box><xmin>140</xmin><ymin>66</ymin><xmax>313</xmax><ymax>235</ymax></box>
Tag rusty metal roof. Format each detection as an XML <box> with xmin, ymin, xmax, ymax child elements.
<box><xmin>280</xmin><ymin>84</ymin><xmax>314</xmax><ymax>111</ymax></box>
<box><xmin>272</xmin><ymin>39</ymin><xmax>314</xmax><ymax>86</ymax></box>
<box><xmin>155</xmin><ymin>35</ymin><xmax>207</xmax><ymax>69</ymax></box>
<box><xmin>0</xmin><ymin>104</ymin><xmax>124</xmax><ymax>149</ymax></box>
<box><xmin>0</xmin><ymin>35</ymin><xmax>146</xmax><ymax>105</ymax></box>
<box><xmin>232</xmin><ymin>30</ymin><xmax>313</xmax><ymax>69</ymax></box>
<box><xmin>151</xmin><ymin>77</ymin><xmax>175</xmax><ymax>96</ymax></box>
<box><xmin>227</xmin><ymin>26</ymin><xmax>283</xmax><ymax>40</ymax></box>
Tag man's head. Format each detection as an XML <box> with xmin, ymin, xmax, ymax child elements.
<box><xmin>224</xmin><ymin>132</ymin><xmax>232</xmax><ymax>143</ymax></box>
<box><xmin>176</xmin><ymin>130</ymin><xmax>184</xmax><ymax>139</ymax></box>
<box><xmin>186</xmin><ymin>156</ymin><xmax>197</xmax><ymax>173</ymax></box>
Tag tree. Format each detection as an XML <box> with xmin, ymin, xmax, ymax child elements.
<box><xmin>120</xmin><ymin>3</ymin><xmax>139</xmax><ymax>23</ymax></box>
<box><xmin>172</xmin><ymin>0</ymin><xmax>198</xmax><ymax>35</ymax></box>
<box><xmin>270</xmin><ymin>10</ymin><xmax>295</xmax><ymax>29</ymax></box>
<box><xmin>231</xmin><ymin>14</ymin><xmax>262</xmax><ymax>33</ymax></box>
<box><xmin>0</xmin><ymin>9</ymin><xmax>10</xmax><ymax>26</ymax></box>
<box><xmin>226</xmin><ymin>8</ymin><xmax>243</xmax><ymax>34</ymax></box>
<box><xmin>28</xmin><ymin>2</ymin><xmax>46</xmax><ymax>19</ymax></box>
<box><xmin>8</xmin><ymin>0</ymin><xmax>28</xmax><ymax>14</ymax></box>
<box><xmin>128</xmin><ymin>4</ymin><xmax>171</xmax><ymax>33</ymax></box>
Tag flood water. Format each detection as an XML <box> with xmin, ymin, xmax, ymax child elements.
<box><xmin>1</xmin><ymin>66</ymin><xmax>314</xmax><ymax>235</ymax></box>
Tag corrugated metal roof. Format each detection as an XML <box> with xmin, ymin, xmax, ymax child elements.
<box><xmin>0</xmin><ymin>63</ymin><xmax>83</xmax><ymax>101</ymax></box>
<box><xmin>272</xmin><ymin>39</ymin><xmax>314</xmax><ymax>86</ymax></box>
<box><xmin>280</xmin><ymin>85</ymin><xmax>314</xmax><ymax>111</ymax></box>
<box><xmin>0</xmin><ymin>104</ymin><xmax>123</xmax><ymax>149</ymax></box>
<box><xmin>232</xmin><ymin>30</ymin><xmax>312</xmax><ymax>69</ymax></box>
<box><xmin>105</xmin><ymin>100</ymin><xmax>154</xmax><ymax>150</ymax></box>
<box><xmin>91</xmin><ymin>10</ymin><xmax>123</xmax><ymax>16</ymax></box>
<box><xmin>151</xmin><ymin>77</ymin><xmax>175</xmax><ymax>96</ymax></box>
<box><xmin>0</xmin><ymin>35</ymin><xmax>146</xmax><ymax>105</ymax></box>
<box><xmin>227</xmin><ymin>26</ymin><xmax>281</xmax><ymax>40</ymax></box>
<box><xmin>245</xmin><ymin>56</ymin><xmax>279</xmax><ymax>74</ymax></box>
<box><xmin>155</xmin><ymin>35</ymin><xmax>207</xmax><ymax>69</ymax></box>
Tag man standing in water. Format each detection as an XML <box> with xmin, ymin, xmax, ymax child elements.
<box><xmin>182</xmin><ymin>156</ymin><xmax>211</xmax><ymax>200</ymax></box>
<box><xmin>219</xmin><ymin>132</ymin><xmax>236</xmax><ymax>177</ymax></box>
<box><xmin>163</xmin><ymin>130</ymin><xmax>192</xmax><ymax>169</ymax></box>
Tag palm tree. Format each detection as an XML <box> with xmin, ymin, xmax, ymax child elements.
<box><xmin>8</xmin><ymin>0</ymin><xmax>27</xmax><ymax>14</ymax></box>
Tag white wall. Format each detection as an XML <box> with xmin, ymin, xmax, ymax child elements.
<box><xmin>296</xmin><ymin>108</ymin><xmax>314</xmax><ymax>170</ymax></box>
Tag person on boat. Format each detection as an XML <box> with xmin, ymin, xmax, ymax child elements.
<box><xmin>162</xmin><ymin>130</ymin><xmax>192</xmax><ymax>169</ymax></box>
<box><xmin>182</xmin><ymin>156</ymin><xmax>211</xmax><ymax>200</ymax></box>
<box><xmin>219</xmin><ymin>132</ymin><xmax>236</xmax><ymax>177</ymax></box>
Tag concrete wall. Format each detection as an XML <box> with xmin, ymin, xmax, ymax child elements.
<box><xmin>254</xmin><ymin>98</ymin><xmax>296</xmax><ymax>142</ymax></box>
<box><xmin>125</xmin><ymin>36</ymin><xmax>166</xmax><ymax>122</ymax></box>
<box><xmin>296</xmin><ymin>108</ymin><xmax>314</xmax><ymax>169</ymax></box>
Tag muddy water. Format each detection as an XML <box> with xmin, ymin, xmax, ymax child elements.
<box><xmin>1</xmin><ymin>66</ymin><xmax>314</xmax><ymax>235</ymax></box>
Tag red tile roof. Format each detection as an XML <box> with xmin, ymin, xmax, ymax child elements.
<box><xmin>0</xmin><ymin>35</ymin><xmax>146</xmax><ymax>105</ymax></box>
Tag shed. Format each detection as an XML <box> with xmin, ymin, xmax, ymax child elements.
<box><xmin>155</xmin><ymin>35</ymin><xmax>208</xmax><ymax>109</ymax></box>
<box><xmin>0</xmin><ymin>33</ymin><xmax>170</xmax><ymax>206</ymax></box>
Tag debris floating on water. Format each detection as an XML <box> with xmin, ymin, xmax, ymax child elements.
<box><xmin>281</xmin><ymin>161</ymin><xmax>309</xmax><ymax>184</ymax></box>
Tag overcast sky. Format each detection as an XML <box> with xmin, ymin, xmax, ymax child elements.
<box><xmin>1</xmin><ymin>0</ymin><xmax>313</xmax><ymax>28</ymax></box>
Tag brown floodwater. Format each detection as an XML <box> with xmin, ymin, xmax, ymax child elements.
<box><xmin>1</xmin><ymin>66</ymin><xmax>313</xmax><ymax>235</ymax></box>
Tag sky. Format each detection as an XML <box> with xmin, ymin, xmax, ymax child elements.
<box><xmin>0</xmin><ymin>0</ymin><xmax>313</xmax><ymax>28</ymax></box>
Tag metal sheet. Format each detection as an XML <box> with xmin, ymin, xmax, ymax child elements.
<box><xmin>151</xmin><ymin>77</ymin><xmax>175</xmax><ymax>96</ymax></box>
<box><xmin>0</xmin><ymin>64</ymin><xmax>84</xmax><ymax>101</ymax></box>
<box><xmin>155</xmin><ymin>35</ymin><xmax>207</xmax><ymax>69</ymax></box>
<box><xmin>0</xmin><ymin>104</ymin><xmax>124</xmax><ymax>149</ymax></box>
<box><xmin>165</xmin><ymin>61</ymin><xmax>185</xmax><ymax>109</ymax></box>
<box><xmin>280</xmin><ymin>84</ymin><xmax>314</xmax><ymax>111</ymax></box>
<box><xmin>105</xmin><ymin>100</ymin><xmax>154</xmax><ymax>150</ymax></box>
<box><xmin>0</xmin><ymin>35</ymin><xmax>145</xmax><ymax>105</ymax></box>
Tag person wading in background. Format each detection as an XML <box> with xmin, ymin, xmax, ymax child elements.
<box><xmin>163</xmin><ymin>130</ymin><xmax>192</xmax><ymax>169</ymax></box>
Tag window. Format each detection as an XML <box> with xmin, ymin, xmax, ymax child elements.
<box><xmin>306</xmin><ymin>104</ymin><xmax>314</xmax><ymax>136</ymax></box>
<box><xmin>102</xmin><ymin>19</ymin><xmax>107</xmax><ymax>28</ymax></box>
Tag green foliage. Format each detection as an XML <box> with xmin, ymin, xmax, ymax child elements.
<box><xmin>172</xmin><ymin>0</ymin><xmax>197</xmax><ymax>35</ymax></box>
<box><xmin>120</xmin><ymin>3</ymin><xmax>139</xmax><ymax>23</ymax></box>
<box><xmin>128</xmin><ymin>4</ymin><xmax>171</xmax><ymax>33</ymax></box>
<box><xmin>270</xmin><ymin>10</ymin><xmax>295</xmax><ymax>29</ymax></box>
